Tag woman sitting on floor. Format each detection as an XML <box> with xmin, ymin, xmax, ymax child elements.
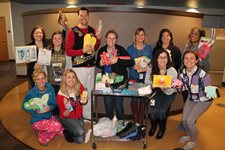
<box><xmin>22</xmin><ymin>69</ymin><xmax>64</xmax><ymax>146</ymax></box>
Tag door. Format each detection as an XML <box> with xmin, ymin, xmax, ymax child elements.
<box><xmin>0</xmin><ymin>17</ymin><xmax>9</xmax><ymax>61</ymax></box>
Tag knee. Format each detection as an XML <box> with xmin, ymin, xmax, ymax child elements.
<box><xmin>74</xmin><ymin>136</ymin><xmax>84</xmax><ymax>144</ymax></box>
<box><xmin>158</xmin><ymin>110</ymin><xmax>166</xmax><ymax>120</ymax></box>
<box><xmin>186</xmin><ymin>118</ymin><xmax>195</xmax><ymax>126</ymax></box>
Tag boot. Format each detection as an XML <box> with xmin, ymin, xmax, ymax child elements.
<box><xmin>131</xmin><ymin>103</ymin><xmax>139</xmax><ymax>123</ymax></box>
<box><xmin>156</xmin><ymin>119</ymin><xmax>166</xmax><ymax>139</ymax></box>
<box><xmin>139</xmin><ymin>102</ymin><xmax>146</xmax><ymax>124</ymax></box>
<box><xmin>148</xmin><ymin>119</ymin><xmax>157</xmax><ymax>136</ymax></box>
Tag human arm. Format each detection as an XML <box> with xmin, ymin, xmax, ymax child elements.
<box><xmin>66</xmin><ymin>29</ymin><xmax>85</xmax><ymax>57</ymax></box>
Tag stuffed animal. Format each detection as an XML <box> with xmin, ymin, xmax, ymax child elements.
<box><xmin>24</xmin><ymin>94</ymin><xmax>49</xmax><ymax>112</ymax></box>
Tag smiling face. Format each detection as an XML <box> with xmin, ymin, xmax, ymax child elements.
<box><xmin>157</xmin><ymin>52</ymin><xmax>168</xmax><ymax>69</ymax></box>
<box><xmin>65</xmin><ymin>72</ymin><xmax>76</xmax><ymax>88</ymax></box>
<box><xmin>189</xmin><ymin>28</ymin><xmax>201</xmax><ymax>43</ymax></box>
<box><xmin>106</xmin><ymin>33</ymin><xmax>117</xmax><ymax>48</ymax></box>
<box><xmin>53</xmin><ymin>33</ymin><xmax>63</xmax><ymax>48</ymax></box>
<box><xmin>33</xmin><ymin>28</ymin><xmax>43</xmax><ymax>41</ymax></box>
<box><xmin>162</xmin><ymin>31</ymin><xmax>171</xmax><ymax>45</ymax></box>
<box><xmin>135</xmin><ymin>30</ymin><xmax>145</xmax><ymax>44</ymax></box>
<box><xmin>183</xmin><ymin>52</ymin><xmax>199</xmax><ymax>71</ymax></box>
<box><xmin>34</xmin><ymin>73</ymin><xmax>46</xmax><ymax>91</ymax></box>
<box><xmin>78</xmin><ymin>10</ymin><xmax>89</xmax><ymax>27</ymax></box>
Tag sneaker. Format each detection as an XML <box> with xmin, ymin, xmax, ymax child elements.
<box><xmin>183</xmin><ymin>142</ymin><xmax>196</xmax><ymax>150</ymax></box>
<box><xmin>178</xmin><ymin>122</ymin><xmax>185</xmax><ymax>131</ymax></box>
<box><xmin>179</xmin><ymin>136</ymin><xmax>191</xmax><ymax>143</ymax></box>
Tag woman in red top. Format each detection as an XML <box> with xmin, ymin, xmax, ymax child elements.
<box><xmin>56</xmin><ymin>69</ymin><xmax>87</xmax><ymax>143</ymax></box>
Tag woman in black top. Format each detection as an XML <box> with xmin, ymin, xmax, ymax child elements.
<box><xmin>27</xmin><ymin>26</ymin><xmax>47</xmax><ymax>88</ymax></box>
<box><xmin>96</xmin><ymin>30</ymin><xmax>134</xmax><ymax>120</ymax></box>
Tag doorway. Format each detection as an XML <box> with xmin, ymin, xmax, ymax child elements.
<box><xmin>0</xmin><ymin>17</ymin><xmax>9</xmax><ymax>61</ymax></box>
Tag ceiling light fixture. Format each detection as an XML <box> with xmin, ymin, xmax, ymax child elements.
<box><xmin>186</xmin><ymin>8</ymin><xmax>200</xmax><ymax>13</ymax></box>
<box><xmin>136</xmin><ymin>0</ymin><xmax>145</xmax><ymax>8</ymax></box>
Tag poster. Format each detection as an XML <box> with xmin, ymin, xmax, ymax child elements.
<box><xmin>38</xmin><ymin>48</ymin><xmax>52</xmax><ymax>66</ymax></box>
<box><xmin>15</xmin><ymin>45</ymin><xmax>37</xmax><ymax>64</ymax></box>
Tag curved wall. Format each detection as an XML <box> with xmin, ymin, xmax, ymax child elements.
<box><xmin>22</xmin><ymin>7</ymin><xmax>203</xmax><ymax>51</ymax></box>
<box><xmin>22</xmin><ymin>7</ymin><xmax>203</xmax><ymax>113</ymax></box>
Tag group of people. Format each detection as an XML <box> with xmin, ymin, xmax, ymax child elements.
<box><xmin>22</xmin><ymin>7</ymin><xmax>214</xmax><ymax>150</ymax></box>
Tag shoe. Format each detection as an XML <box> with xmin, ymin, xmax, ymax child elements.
<box><xmin>179</xmin><ymin>136</ymin><xmax>191</xmax><ymax>143</ymax></box>
<box><xmin>63</xmin><ymin>130</ymin><xmax>74</xmax><ymax>143</ymax></box>
<box><xmin>39</xmin><ymin>143</ymin><xmax>48</xmax><ymax>146</ymax></box>
<box><xmin>183</xmin><ymin>142</ymin><xmax>196</xmax><ymax>150</ymax></box>
<box><xmin>178</xmin><ymin>122</ymin><xmax>185</xmax><ymax>131</ymax></box>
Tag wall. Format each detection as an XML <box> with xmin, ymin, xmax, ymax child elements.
<box><xmin>0</xmin><ymin>2</ymin><xmax>14</xmax><ymax>60</ymax></box>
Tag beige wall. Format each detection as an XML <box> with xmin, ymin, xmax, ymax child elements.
<box><xmin>0</xmin><ymin>2</ymin><xmax>14</xmax><ymax>60</ymax></box>
<box><xmin>23</xmin><ymin>11</ymin><xmax>202</xmax><ymax>51</ymax></box>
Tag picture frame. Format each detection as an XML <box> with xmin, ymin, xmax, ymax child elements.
<box><xmin>15</xmin><ymin>45</ymin><xmax>37</xmax><ymax>64</ymax></box>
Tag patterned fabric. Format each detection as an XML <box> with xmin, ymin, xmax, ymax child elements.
<box><xmin>32</xmin><ymin>116</ymin><xmax>64</xmax><ymax>145</ymax></box>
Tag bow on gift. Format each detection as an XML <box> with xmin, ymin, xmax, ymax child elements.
<box><xmin>204</xmin><ymin>86</ymin><xmax>220</xmax><ymax>99</ymax></box>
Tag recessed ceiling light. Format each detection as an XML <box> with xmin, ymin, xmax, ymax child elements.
<box><xmin>67</xmin><ymin>5</ymin><xmax>77</xmax><ymax>8</ymax></box>
<box><xmin>186</xmin><ymin>8</ymin><xmax>200</xmax><ymax>13</ymax></box>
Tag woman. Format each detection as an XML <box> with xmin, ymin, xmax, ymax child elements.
<box><xmin>27</xmin><ymin>26</ymin><xmax>47</xmax><ymax>88</ymax></box>
<box><xmin>145</xmin><ymin>48</ymin><xmax>177</xmax><ymax>139</ymax></box>
<box><xmin>178</xmin><ymin>50</ymin><xmax>212</xmax><ymax>149</ymax></box>
<box><xmin>96</xmin><ymin>30</ymin><xmax>134</xmax><ymax>120</ymax></box>
<box><xmin>47</xmin><ymin>30</ymin><xmax>66</xmax><ymax>95</ymax></box>
<box><xmin>183</xmin><ymin>27</ymin><xmax>210</xmax><ymax>73</ymax></box>
<box><xmin>153</xmin><ymin>28</ymin><xmax>181</xmax><ymax>71</ymax></box>
<box><xmin>127</xmin><ymin>28</ymin><xmax>153</xmax><ymax>123</ymax></box>
<box><xmin>56</xmin><ymin>69</ymin><xmax>87</xmax><ymax>143</ymax></box>
<box><xmin>22</xmin><ymin>69</ymin><xmax>63</xmax><ymax>146</ymax></box>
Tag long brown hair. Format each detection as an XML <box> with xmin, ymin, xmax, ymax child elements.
<box><xmin>47</xmin><ymin>30</ymin><xmax>65</xmax><ymax>54</ymax></box>
<box><xmin>60</xmin><ymin>69</ymin><xmax>81</xmax><ymax>95</ymax></box>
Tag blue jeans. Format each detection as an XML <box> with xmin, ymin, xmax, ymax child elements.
<box><xmin>59</xmin><ymin>117</ymin><xmax>84</xmax><ymax>144</ymax></box>
<box><xmin>104</xmin><ymin>96</ymin><xmax>124</xmax><ymax>120</ymax></box>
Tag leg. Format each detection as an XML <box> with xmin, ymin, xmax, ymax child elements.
<box><xmin>60</xmin><ymin>117</ymin><xmax>85</xmax><ymax>144</ymax></box>
<box><xmin>183</xmin><ymin>101</ymin><xmax>212</xmax><ymax>142</ymax></box>
<box><xmin>104</xmin><ymin>96</ymin><xmax>114</xmax><ymax>119</ymax></box>
<box><xmin>139</xmin><ymin>98</ymin><xmax>146</xmax><ymax>124</ymax></box>
<box><xmin>32</xmin><ymin>117</ymin><xmax>63</xmax><ymax>145</ymax></box>
<box><xmin>156</xmin><ymin>93</ymin><xmax>176</xmax><ymax>139</ymax></box>
<box><xmin>131</xmin><ymin>97</ymin><xmax>139</xmax><ymax>123</ymax></box>
<box><xmin>114</xmin><ymin>96</ymin><xmax>124</xmax><ymax>120</ymax></box>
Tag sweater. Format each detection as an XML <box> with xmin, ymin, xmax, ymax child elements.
<box><xmin>22</xmin><ymin>82</ymin><xmax>56</xmax><ymax>124</ymax></box>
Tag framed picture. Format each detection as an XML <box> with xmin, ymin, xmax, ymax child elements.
<box><xmin>15</xmin><ymin>45</ymin><xmax>37</xmax><ymax>64</ymax></box>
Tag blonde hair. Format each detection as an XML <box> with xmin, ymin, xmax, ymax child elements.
<box><xmin>32</xmin><ymin>69</ymin><xmax>47</xmax><ymax>81</ymax></box>
<box><xmin>60</xmin><ymin>69</ymin><xmax>81</xmax><ymax>95</ymax></box>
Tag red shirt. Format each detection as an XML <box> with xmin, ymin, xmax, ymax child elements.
<box><xmin>56</xmin><ymin>84</ymin><xmax>84</xmax><ymax>119</ymax></box>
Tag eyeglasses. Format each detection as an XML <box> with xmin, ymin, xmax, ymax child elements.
<box><xmin>158</xmin><ymin>56</ymin><xmax>167</xmax><ymax>60</ymax></box>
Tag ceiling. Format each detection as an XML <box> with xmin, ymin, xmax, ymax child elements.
<box><xmin>7</xmin><ymin>0</ymin><xmax>225</xmax><ymax>10</ymax></box>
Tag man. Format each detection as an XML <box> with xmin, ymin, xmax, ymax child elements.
<box><xmin>66</xmin><ymin>7</ymin><xmax>102</xmax><ymax>120</ymax></box>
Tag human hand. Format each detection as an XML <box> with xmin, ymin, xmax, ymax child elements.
<box><xmin>83</xmin><ymin>44</ymin><xmax>94</xmax><ymax>54</ymax></box>
<box><xmin>34</xmin><ymin>62</ymin><xmax>42</xmax><ymax>69</ymax></box>
<box><xmin>96</xmin><ymin>30</ymin><xmax>103</xmax><ymax>40</ymax></box>
<box><xmin>110</xmin><ymin>56</ymin><xmax>118</xmax><ymax>65</ymax></box>
<box><xmin>100</xmin><ymin>58</ymin><xmax>106</xmax><ymax>66</ymax></box>
<box><xmin>63</xmin><ymin>110</ymin><xmax>70</xmax><ymax>117</ymax></box>
<box><xmin>204</xmin><ymin>86</ymin><xmax>218</xmax><ymax>99</ymax></box>
<box><xmin>172</xmin><ymin>79</ymin><xmax>183</xmax><ymax>89</ymax></box>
